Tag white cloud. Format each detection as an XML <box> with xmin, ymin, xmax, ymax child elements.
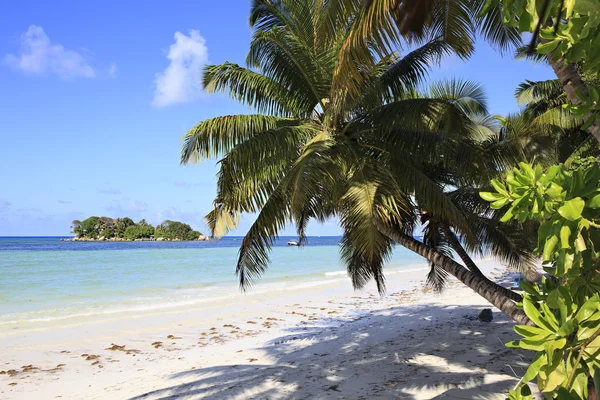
<box><xmin>108</xmin><ymin>62</ymin><xmax>117</xmax><ymax>78</ymax></box>
<box><xmin>130</xmin><ymin>201</ymin><xmax>148</xmax><ymax>213</ymax></box>
<box><xmin>3</xmin><ymin>25</ymin><xmax>95</xmax><ymax>79</ymax></box>
<box><xmin>152</xmin><ymin>30</ymin><xmax>208</xmax><ymax>107</ymax></box>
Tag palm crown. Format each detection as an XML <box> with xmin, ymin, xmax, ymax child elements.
<box><xmin>182</xmin><ymin>0</ymin><xmax>530</xmax><ymax>293</ymax></box>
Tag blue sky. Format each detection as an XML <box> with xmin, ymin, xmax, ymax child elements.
<box><xmin>0</xmin><ymin>1</ymin><xmax>557</xmax><ymax>236</ymax></box>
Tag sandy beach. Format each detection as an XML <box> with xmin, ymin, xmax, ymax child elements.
<box><xmin>1</xmin><ymin>260</ymin><xmax>532</xmax><ymax>399</ymax></box>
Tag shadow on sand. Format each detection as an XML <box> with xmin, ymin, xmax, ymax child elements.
<box><xmin>130</xmin><ymin>303</ymin><xmax>533</xmax><ymax>399</ymax></box>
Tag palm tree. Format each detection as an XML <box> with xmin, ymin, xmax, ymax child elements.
<box><xmin>182</xmin><ymin>0</ymin><xmax>537</xmax><ymax>323</ymax></box>
<box><xmin>514</xmin><ymin>78</ymin><xmax>600</xmax><ymax>163</ymax></box>
<box><xmin>329</xmin><ymin>0</ymin><xmax>600</xmax><ymax>143</ymax></box>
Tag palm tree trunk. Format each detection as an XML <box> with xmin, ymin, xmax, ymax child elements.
<box><xmin>440</xmin><ymin>225</ymin><xmax>523</xmax><ymax>303</ymax></box>
<box><xmin>549</xmin><ymin>56</ymin><xmax>600</xmax><ymax>144</ymax></box>
<box><xmin>375</xmin><ymin>221</ymin><xmax>531</xmax><ymax>325</ymax></box>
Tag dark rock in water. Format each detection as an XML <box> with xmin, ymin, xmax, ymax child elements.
<box><xmin>477</xmin><ymin>308</ymin><xmax>493</xmax><ymax>323</ymax></box>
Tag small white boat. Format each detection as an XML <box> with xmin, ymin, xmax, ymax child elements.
<box><xmin>287</xmin><ymin>240</ymin><xmax>299</xmax><ymax>246</ymax></box>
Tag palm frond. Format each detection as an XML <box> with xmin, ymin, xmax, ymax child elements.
<box><xmin>236</xmin><ymin>184</ymin><xmax>290</xmax><ymax>289</ymax></box>
<box><xmin>203</xmin><ymin>63</ymin><xmax>312</xmax><ymax>117</ymax></box>
<box><xmin>425</xmin><ymin>0</ymin><xmax>475</xmax><ymax>58</ymax></box>
<box><xmin>421</xmin><ymin>214</ymin><xmax>453</xmax><ymax>292</ymax></box>
<box><xmin>472</xmin><ymin>0</ymin><xmax>521</xmax><ymax>54</ymax></box>
<box><xmin>205</xmin><ymin>204</ymin><xmax>241</xmax><ymax>238</ymax></box>
<box><xmin>246</xmin><ymin>29</ymin><xmax>328</xmax><ymax>108</ymax></box>
<box><xmin>429</xmin><ymin>79</ymin><xmax>488</xmax><ymax>116</ymax></box>
<box><xmin>339</xmin><ymin>181</ymin><xmax>396</xmax><ymax>294</ymax></box>
<box><xmin>181</xmin><ymin>114</ymin><xmax>301</xmax><ymax>163</ymax></box>
<box><xmin>380</xmin><ymin>40</ymin><xmax>453</xmax><ymax>99</ymax></box>
<box><xmin>515</xmin><ymin>79</ymin><xmax>563</xmax><ymax>106</ymax></box>
<box><xmin>215</xmin><ymin>125</ymin><xmax>317</xmax><ymax>213</ymax></box>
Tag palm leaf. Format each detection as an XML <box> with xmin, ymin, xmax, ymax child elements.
<box><xmin>203</xmin><ymin>63</ymin><xmax>313</xmax><ymax>117</ymax></box>
<box><xmin>429</xmin><ymin>79</ymin><xmax>488</xmax><ymax>116</ymax></box>
<box><xmin>380</xmin><ymin>40</ymin><xmax>453</xmax><ymax>99</ymax></box>
<box><xmin>181</xmin><ymin>114</ymin><xmax>301</xmax><ymax>163</ymax></box>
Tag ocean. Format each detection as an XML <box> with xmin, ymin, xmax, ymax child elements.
<box><xmin>0</xmin><ymin>236</ymin><xmax>428</xmax><ymax>329</ymax></box>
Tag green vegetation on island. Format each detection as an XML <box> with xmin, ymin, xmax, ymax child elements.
<box><xmin>70</xmin><ymin>217</ymin><xmax>207</xmax><ymax>241</ymax></box>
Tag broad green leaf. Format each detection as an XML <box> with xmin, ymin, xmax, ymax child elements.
<box><xmin>564</xmin><ymin>0</ymin><xmax>576</xmax><ymax>17</ymax></box>
<box><xmin>540</xmin><ymin>302</ymin><xmax>560</xmax><ymax>330</ymax></box>
<box><xmin>490</xmin><ymin>179</ymin><xmax>508</xmax><ymax>196</ymax></box>
<box><xmin>543</xmin><ymin>234</ymin><xmax>559</xmax><ymax>261</ymax></box>
<box><xmin>522</xmin><ymin>353</ymin><xmax>543</xmax><ymax>382</ymax></box>
<box><xmin>560</xmin><ymin>224</ymin><xmax>572</xmax><ymax>249</ymax></box>
<box><xmin>558</xmin><ymin>198</ymin><xmax>585</xmax><ymax>221</ymax></box>
<box><xmin>575</xmin><ymin>295</ymin><xmax>600</xmax><ymax>323</ymax></box>
<box><xmin>575</xmin><ymin>232</ymin><xmax>587</xmax><ymax>252</ymax></box>
<box><xmin>491</xmin><ymin>198</ymin><xmax>510</xmax><ymax>209</ymax></box>
<box><xmin>515</xmin><ymin>324</ymin><xmax>553</xmax><ymax>337</ymax></box>
<box><xmin>523</xmin><ymin>297</ymin><xmax>556</xmax><ymax>332</ymax></box>
<box><xmin>480</xmin><ymin>191</ymin><xmax>505</xmax><ymax>202</ymax></box>
<box><xmin>543</xmin><ymin>353</ymin><xmax>566</xmax><ymax>392</ymax></box>
<box><xmin>520</xmin><ymin>336</ymin><xmax>555</xmax><ymax>351</ymax></box>
<box><xmin>588</xmin><ymin>193</ymin><xmax>600</xmax><ymax>209</ymax></box>
<box><xmin>501</xmin><ymin>207</ymin><xmax>515</xmax><ymax>222</ymax></box>
<box><xmin>537</xmin><ymin>40</ymin><xmax>560</xmax><ymax>54</ymax></box>
<box><xmin>556</xmin><ymin>319</ymin><xmax>577</xmax><ymax>337</ymax></box>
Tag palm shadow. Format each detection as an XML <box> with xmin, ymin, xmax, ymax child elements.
<box><xmin>130</xmin><ymin>303</ymin><xmax>534</xmax><ymax>399</ymax></box>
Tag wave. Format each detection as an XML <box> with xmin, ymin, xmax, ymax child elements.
<box><xmin>324</xmin><ymin>270</ymin><xmax>347</xmax><ymax>277</ymax></box>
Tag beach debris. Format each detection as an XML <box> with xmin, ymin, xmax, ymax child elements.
<box><xmin>0</xmin><ymin>369</ymin><xmax>18</xmax><ymax>376</ymax></box>
<box><xmin>166</xmin><ymin>335</ymin><xmax>181</xmax><ymax>340</ymax></box>
<box><xmin>247</xmin><ymin>321</ymin><xmax>257</xmax><ymax>324</ymax></box>
<box><xmin>84</xmin><ymin>355</ymin><xmax>99</xmax><ymax>361</ymax></box>
<box><xmin>8</xmin><ymin>382</ymin><xmax>17</xmax><ymax>386</ymax></box>
<box><xmin>21</xmin><ymin>365</ymin><xmax>37</xmax><ymax>372</ymax></box>
<box><xmin>105</xmin><ymin>344</ymin><xmax>141</xmax><ymax>354</ymax></box>
<box><xmin>152</xmin><ymin>341</ymin><xmax>163</xmax><ymax>349</ymax></box>
<box><xmin>327</xmin><ymin>384</ymin><xmax>341</xmax><ymax>392</ymax></box>
<box><xmin>248</xmin><ymin>358</ymin><xmax>258</xmax><ymax>362</ymax></box>
<box><xmin>477</xmin><ymin>309</ymin><xmax>493</xmax><ymax>323</ymax></box>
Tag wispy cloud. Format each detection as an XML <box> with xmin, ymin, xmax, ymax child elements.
<box><xmin>104</xmin><ymin>200</ymin><xmax>121</xmax><ymax>212</ymax></box>
<box><xmin>152</xmin><ymin>30</ymin><xmax>208</xmax><ymax>107</ymax></box>
<box><xmin>3</xmin><ymin>25</ymin><xmax>95</xmax><ymax>79</ymax></box>
<box><xmin>58</xmin><ymin>200</ymin><xmax>72</xmax><ymax>204</ymax></box>
<box><xmin>130</xmin><ymin>200</ymin><xmax>147</xmax><ymax>213</ymax></box>
<box><xmin>108</xmin><ymin>62</ymin><xmax>117</xmax><ymax>78</ymax></box>
<box><xmin>97</xmin><ymin>185</ymin><xmax>121</xmax><ymax>195</ymax></box>
<box><xmin>17</xmin><ymin>207</ymin><xmax>42</xmax><ymax>213</ymax></box>
<box><xmin>0</xmin><ymin>198</ymin><xmax>11</xmax><ymax>213</ymax></box>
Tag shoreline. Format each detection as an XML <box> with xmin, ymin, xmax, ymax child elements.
<box><xmin>0</xmin><ymin>263</ymin><xmax>432</xmax><ymax>333</ymax></box>
<box><xmin>0</xmin><ymin>260</ymin><xmax>533</xmax><ymax>399</ymax></box>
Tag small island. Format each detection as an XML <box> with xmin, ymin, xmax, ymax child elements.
<box><xmin>65</xmin><ymin>217</ymin><xmax>210</xmax><ymax>241</ymax></box>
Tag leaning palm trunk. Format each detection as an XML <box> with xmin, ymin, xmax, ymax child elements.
<box><xmin>376</xmin><ymin>221</ymin><xmax>531</xmax><ymax>325</ymax></box>
<box><xmin>440</xmin><ymin>225</ymin><xmax>523</xmax><ymax>303</ymax></box>
<box><xmin>549</xmin><ymin>56</ymin><xmax>600</xmax><ymax>144</ymax></box>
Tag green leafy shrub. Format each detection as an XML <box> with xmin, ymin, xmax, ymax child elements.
<box><xmin>155</xmin><ymin>220</ymin><xmax>201</xmax><ymax>240</ymax></box>
<box><xmin>123</xmin><ymin>225</ymin><xmax>155</xmax><ymax>240</ymax></box>
<box><xmin>481</xmin><ymin>160</ymin><xmax>600</xmax><ymax>399</ymax></box>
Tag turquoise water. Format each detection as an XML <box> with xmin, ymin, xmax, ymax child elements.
<box><xmin>0</xmin><ymin>237</ymin><xmax>426</xmax><ymax>326</ymax></box>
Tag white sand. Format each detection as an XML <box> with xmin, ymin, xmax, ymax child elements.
<box><xmin>1</xmin><ymin>261</ymin><xmax>534</xmax><ymax>399</ymax></box>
